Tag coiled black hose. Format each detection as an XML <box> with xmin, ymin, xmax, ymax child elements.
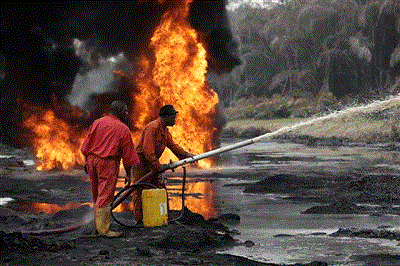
<box><xmin>110</xmin><ymin>182</ymin><xmax>156</xmax><ymax>227</ymax></box>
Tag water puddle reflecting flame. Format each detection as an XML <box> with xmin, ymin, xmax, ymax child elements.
<box><xmin>9</xmin><ymin>177</ymin><xmax>218</xmax><ymax>220</ymax></box>
<box><xmin>10</xmin><ymin>202</ymin><xmax>92</xmax><ymax>215</ymax></box>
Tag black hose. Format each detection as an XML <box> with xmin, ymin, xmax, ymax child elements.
<box><xmin>167</xmin><ymin>166</ymin><xmax>187</xmax><ymax>223</ymax></box>
<box><xmin>111</xmin><ymin>167</ymin><xmax>188</xmax><ymax>227</ymax></box>
<box><xmin>110</xmin><ymin>182</ymin><xmax>157</xmax><ymax>227</ymax></box>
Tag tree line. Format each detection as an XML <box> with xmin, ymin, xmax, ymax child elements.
<box><xmin>209</xmin><ymin>0</ymin><xmax>400</xmax><ymax>106</ymax></box>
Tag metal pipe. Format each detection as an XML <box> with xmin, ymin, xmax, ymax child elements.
<box><xmin>163</xmin><ymin>108</ymin><xmax>358</xmax><ymax>171</ymax></box>
<box><xmin>163</xmin><ymin>132</ymin><xmax>270</xmax><ymax>171</ymax></box>
<box><xmin>111</xmin><ymin>130</ymin><xmax>283</xmax><ymax>214</ymax></box>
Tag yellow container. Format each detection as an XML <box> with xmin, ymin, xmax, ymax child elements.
<box><xmin>142</xmin><ymin>188</ymin><xmax>168</xmax><ymax>227</ymax></box>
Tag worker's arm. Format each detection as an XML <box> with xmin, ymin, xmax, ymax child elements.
<box><xmin>121</xmin><ymin>129</ymin><xmax>139</xmax><ymax>185</ymax></box>
<box><xmin>165</xmin><ymin>131</ymin><xmax>194</xmax><ymax>160</ymax></box>
<box><xmin>80</xmin><ymin>125</ymin><xmax>95</xmax><ymax>158</ymax></box>
<box><xmin>80</xmin><ymin>125</ymin><xmax>96</xmax><ymax>173</ymax></box>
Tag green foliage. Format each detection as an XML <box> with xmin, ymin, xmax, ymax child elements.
<box><xmin>221</xmin><ymin>0</ymin><xmax>400</xmax><ymax>104</ymax></box>
<box><xmin>223</xmin><ymin>93</ymin><xmax>334</xmax><ymax>121</ymax></box>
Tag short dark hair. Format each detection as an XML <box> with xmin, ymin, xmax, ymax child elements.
<box><xmin>159</xmin><ymin>105</ymin><xmax>178</xmax><ymax>117</ymax></box>
<box><xmin>110</xmin><ymin>100</ymin><xmax>127</xmax><ymax>117</ymax></box>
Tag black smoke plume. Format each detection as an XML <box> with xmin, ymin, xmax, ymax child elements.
<box><xmin>1</xmin><ymin>0</ymin><xmax>240</xmax><ymax>147</ymax></box>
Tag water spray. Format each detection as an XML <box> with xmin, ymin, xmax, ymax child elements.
<box><xmin>164</xmin><ymin>93</ymin><xmax>400</xmax><ymax>171</ymax></box>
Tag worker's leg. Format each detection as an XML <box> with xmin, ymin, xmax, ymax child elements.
<box><xmin>95</xmin><ymin>159</ymin><xmax>119</xmax><ymax>208</ymax></box>
<box><xmin>132</xmin><ymin>189</ymin><xmax>143</xmax><ymax>222</ymax></box>
<box><xmin>94</xmin><ymin>158</ymin><xmax>122</xmax><ymax>237</ymax></box>
<box><xmin>131</xmin><ymin>161</ymin><xmax>149</xmax><ymax>223</ymax></box>
<box><xmin>86</xmin><ymin>155</ymin><xmax>99</xmax><ymax>204</ymax></box>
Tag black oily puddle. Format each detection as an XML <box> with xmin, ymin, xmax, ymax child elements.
<box><xmin>4</xmin><ymin>139</ymin><xmax>399</xmax><ymax>222</ymax></box>
<box><xmin>3</xmin><ymin>176</ymin><xmax>219</xmax><ymax>221</ymax></box>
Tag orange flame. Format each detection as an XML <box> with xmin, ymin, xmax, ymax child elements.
<box><xmin>23</xmin><ymin>108</ymin><xmax>86</xmax><ymax>171</ymax></box>
<box><xmin>16</xmin><ymin>202</ymin><xmax>91</xmax><ymax>215</ymax></box>
<box><xmin>129</xmin><ymin>0</ymin><xmax>219</xmax><ymax>219</ymax></box>
<box><xmin>23</xmin><ymin>0</ymin><xmax>219</xmax><ymax>173</ymax></box>
<box><xmin>132</xmin><ymin>0</ymin><xmax>219</xmax><ymax>168</ymax></box>
<box><xmin>21</xmin><ymin>0</ymin><xmax>219</xmax><ymax>219</ymax></box>
<box><xmin>167</xmin><ymin>179</ymin><xmax>218</xmax><ymax>220</ymax></box>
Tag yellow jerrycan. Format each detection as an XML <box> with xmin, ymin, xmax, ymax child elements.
<box><xmin>142</xmin><ymin>188</ymin><xmax>168</xmax><ymax>227</ymax></box>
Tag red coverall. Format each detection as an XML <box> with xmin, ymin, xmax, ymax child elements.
<box><xmin>81</xmin><ymin>114</ymin><xmax>139</xmax><ymax>208</ymax></box>
<box><xmin>132</xmin><ymin>118</ymin><xmax>189</xmax><ymax>221</ymax></box>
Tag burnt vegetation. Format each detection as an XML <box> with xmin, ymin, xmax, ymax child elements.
<box><xmin>210</xmin><ymin>0</ymin><xmax>400</xmax><ymax>110</ymax></box>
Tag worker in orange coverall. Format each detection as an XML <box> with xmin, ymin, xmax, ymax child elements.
<box><xmin>81</xmin><ymin>100</ymin><xmax>139</xmax><ymax>237</ymax></box>
<box><xmin>132</xmin><ymin>104</ymin><xmax>194</xmax><ymax>225</ymax></box>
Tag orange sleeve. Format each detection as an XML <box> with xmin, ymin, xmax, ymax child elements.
<box><xmin>121</xmin><ymin>129</ymin><xmax>139</xmax><ymax>169</ymax></box>
<box><xmin>142</xmin><ymin>125</ymin><xmax>163</xmax><ymax>170</ymax></box>
<box><xmin>165</xmin><ymin>130</ymin><xmax>188</xmax><ymax>160</ymax></box>
<box><xmin>80</xmin><ymin>122</ymin><xmax>96</xmax><ymax>157</ymax></box>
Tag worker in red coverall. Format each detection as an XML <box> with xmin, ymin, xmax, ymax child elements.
<box><xmin>81</xmin><ymin>100</ymin><xmax>139</xmax><ymax>237</ymax></box>
<box><xmin>132</xmin><ymin>105</ymin><xmax>194</xmax><ymax>225</ymax></box>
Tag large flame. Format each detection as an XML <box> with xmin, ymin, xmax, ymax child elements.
<box><xmin>23</xmin><ymin>108</ymin><xmax>86</xmax><ymax>171</ymax></box>
<box><xmin>132</xmin><ymin>0</ymin><xmax>219</xmax><ymax>168</ymax></box>
<box><xmin>130</xmin><ymin>0</ymin><xmax>219</xmax><ymax>218</ymax></box>
<box><xmin>21</xmin><ymin>0</ymin><xmax>219</xmax><ymax>219</ymax></box>
<box><xmin>23</xmin><ymin>0</ymin><xmax>219</xmax><ymax>171</ymax></box>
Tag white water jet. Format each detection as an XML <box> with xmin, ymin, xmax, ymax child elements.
<box><xmin>166</xmin><ymin>93</ymin><xmax>400</xmax><ymax>169</ymax></box>
<box><xmin>254</xmin><ymin>93</ymin><xmax>400</xmax><ymax>140</ymax></box>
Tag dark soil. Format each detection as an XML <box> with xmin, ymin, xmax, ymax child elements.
<box><xmin>0</xmin><ymin>157</ymin><xmax>326</xmax><ymax>266</ymax></box>
<box><xmin>1</xmin><ymin>144</ymin><xmax>400</xmax><ymax>265</ymax></box>
<box><xmin>243</xmin><ymin>173</ymin><xmax>400</xmax><ymax>215</ymax></box>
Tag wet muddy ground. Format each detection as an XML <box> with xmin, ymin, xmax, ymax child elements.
<box><xmin>0</xmin><ymin>151</ymin><xmax>325</xmax><ymax>265</ymax></box>
<box><xmin>1</xmin><ymin>139</ymin><xmax>400</xmax><ymax>265</ymax></box>
<box><xmin>0</xmin><ymin>176</ymin><xmax>326</xmax><ymax>266</ymax></box>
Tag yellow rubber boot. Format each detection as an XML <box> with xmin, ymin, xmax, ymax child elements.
<box><xmin>95</xmin><ymin>207</ymin><xmax>122</xmax><ymax>238</ymax></box>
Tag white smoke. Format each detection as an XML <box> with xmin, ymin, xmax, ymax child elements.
<box><xmin>67</xmin><ymin>39</ymin><xmax>127</xmax><ymax>110</ymax></box>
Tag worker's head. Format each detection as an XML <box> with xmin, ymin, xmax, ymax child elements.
<box><xmin>159</xmin><ymin>104</ymin><xmax>178</xmax><ymax>127</ymax></box>
<box><xmin>110</xmin><ymin>100</ymin><xmax>129</xmax><ymax>121</ymax></box>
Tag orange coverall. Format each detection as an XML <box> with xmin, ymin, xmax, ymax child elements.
<box><xmin>132</xmin><ymin>118</ymin><xmax>189</xmax><ymax>221</ymax></box>
<box><xmin>81</xmin><ymin>114</ymin><xmax>139</xmax><ymax>208</ymax></box>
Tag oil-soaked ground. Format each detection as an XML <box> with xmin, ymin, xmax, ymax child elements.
<box><xmin>1</xmin><ymin>138</ymin><xmax>400</xmax><ymax>265</ymax></box>
<box><xmin>215</xmin><ymin>138</ymin><xmax>400</xmax><ymax>265</ymax></box>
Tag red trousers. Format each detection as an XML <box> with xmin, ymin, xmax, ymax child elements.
<box><xmin>87</xmin><ymin>155</ymin><xmax>120</xmax><ymax>208</ymax></box>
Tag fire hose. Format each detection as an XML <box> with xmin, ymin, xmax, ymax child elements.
<box><xmin>109</xmin><ymin>135</ymin><xmax>265</xmax><ymax>227</ymax></box>
<box><xmin>110</xmin><ymin>166</ymin><xmax>188</xmax><ymax>227</ymax></box>
<box><xmin>20</xmin><ymin>95</ymin><xmax>400</xmax><ymax>234</ymax></box>
<box><xmin>21</xmin><ymin>134</ymin><xmax>270</xmax><ymax>234</ymax></box>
